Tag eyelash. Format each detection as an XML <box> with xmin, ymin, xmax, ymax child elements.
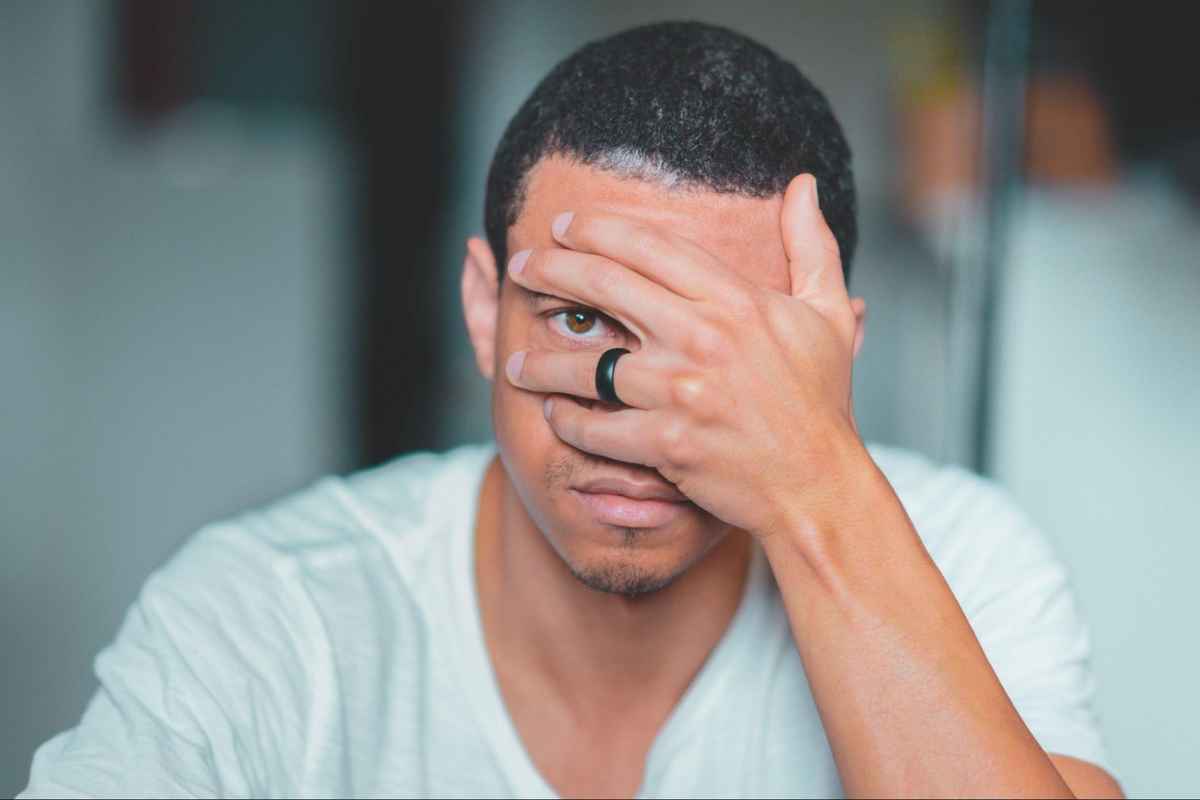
<box><xmin>545</xmin><ymin>307</ymin><xmax>622</xmax><ymax>344</ymax></box>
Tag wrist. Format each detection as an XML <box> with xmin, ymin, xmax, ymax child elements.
<box><xmin>758</xmin><ymin>429</ymin><xmax>907</xmax><ymax>588</ymax></box>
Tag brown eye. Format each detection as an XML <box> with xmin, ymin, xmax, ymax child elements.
<box><xmin>565</xmin><ymin>310</ymin><xmax>595</xmax><ymax>334</ymax></box>
<box><xmin>549</xmin><ymin>308</ymin><xmax>614</xmax><ymax>341</ymax></box>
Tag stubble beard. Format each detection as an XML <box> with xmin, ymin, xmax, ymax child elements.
<box><xmin>544</xmin><ymin>453</ymin><xmax>684</xmax><ymax>599</ymax></box>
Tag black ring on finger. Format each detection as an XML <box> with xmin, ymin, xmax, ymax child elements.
<box><xmin>595</xmin><ymin>347</ymin><xmax>630</xmax><ymax>405</ymax></box>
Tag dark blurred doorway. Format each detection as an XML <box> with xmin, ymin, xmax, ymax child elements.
<box><xmin>116</xmin><ymin>0</ymin><xmax>465</xmax><ymax>467</ymax></box>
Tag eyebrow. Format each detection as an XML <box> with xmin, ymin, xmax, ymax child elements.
<box><xmin>521</xmin><ymin>289</ymin><xmax>576</xmax><ymax>310</ymax></box>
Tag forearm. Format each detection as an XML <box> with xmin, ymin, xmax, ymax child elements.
<box><xmin>760</xmin><ymin>438</ymin><xmax>1074</xmax><ymax>799</ymax></box>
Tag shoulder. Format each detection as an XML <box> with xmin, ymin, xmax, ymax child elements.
<box><xmin>165</xmin><ymin>439</ymin><xmax>497</xmax><ymax>588</ymax></box>
<box><xmin>116</xmin><ymin>440</ymin><xmax>498</xmax><ymax>691</ymax></box>
<box><xmin>334</xmin><ymin>440</ymin><xmax>497</xmax><ymax>548</ymax></box>
<box><xmin>21</xmin><ymin>442</ymin><xmax>497</xmax><ymax>797</ymax></box>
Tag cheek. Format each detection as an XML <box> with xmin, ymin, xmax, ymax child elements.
<box><xmin>492</xmin><ymin>377</ymin><xmax>552</xmax><ymax>455</ymax></box>
<box><xmin>491</xmin><ymin>336</ymin><xmax>561</xmax><ymax>496</ymax></box>
<box><xmin>492</xmin><ymin>378</ymin><xmax>577</xmax><ymax>538</ymax></box>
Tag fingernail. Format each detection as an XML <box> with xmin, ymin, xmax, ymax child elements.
<box><xmin>551</xmin><ymin>211</ymin><xmax>574</xmax><ymax>240</ymax></box>
<box><xmin>543</xmin><ymin>396</ymin><xmax>554</xmax><ymax>420</ymax></box>
<box><xmin>807</xmin><ymin>175</ymin><xmax>821</xmax><ymax>210</ymax></box>
<box><xmin>509</xmin><ymin>249</ymin><xmax>531</xmax><ymax>277</ymax></box>
<box><xmin>505</xmin><ymin>350</ymin><xmax>526</xmax><ymax>383</ymax></box>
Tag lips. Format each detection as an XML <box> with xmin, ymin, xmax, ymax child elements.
<box><xmin>572</xmin><ymin>475</ymin><xmax>689</xmax><ymax>503</ymax></box>
<box><xmin>568</xmin><ymin>471</ymin><xmax>693</xmax><ymax>528</ymax></box>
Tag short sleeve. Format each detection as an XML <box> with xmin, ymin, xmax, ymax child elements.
<box><xmin>19</xmin><ymin>523</ymin><xmax>320</xmax><ymax>798</ymax></box>
<box><xmin>933</xmin><ymin>474</ymin><xmax>1120</xmax><ymax>785</ymax></box>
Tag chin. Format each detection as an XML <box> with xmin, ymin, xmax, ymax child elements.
<box><xmin>543</xmin><ymin>486</ymin><xmax>727</xmax><ymax>598</ymax></box>
<box><xmin>564</xmin><ymin>554</ymin><xmax>683</xmax><ymax>598</ymax></box>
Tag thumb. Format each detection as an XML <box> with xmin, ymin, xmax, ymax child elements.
<box><xmin>780</xmin><ymin>174</ymin><xmax>851</xmax><ymax>316</ymax></box>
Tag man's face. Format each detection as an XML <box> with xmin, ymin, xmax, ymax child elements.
<box><xmin>488</xmin><ymin>155</ymin><xmax>792</xmax><ymax>596</ymax></box>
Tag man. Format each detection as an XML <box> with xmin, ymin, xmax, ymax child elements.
<box><xmin>22</xmin><ymin>21</ymin><xmax>1123</xmax><ymax>798</ymax></box>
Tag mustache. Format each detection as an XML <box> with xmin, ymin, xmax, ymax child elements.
<box><xmin>544</xmin><ymin>450</ymin><xmax>666</xmax><ymax>492</ymax></box>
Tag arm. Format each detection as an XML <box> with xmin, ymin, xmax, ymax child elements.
<box><xmin>760</xmin><ymin>435</ymin><xmax>1122</xmax><ymax>798</ymax></box>
<box><xmin>1052</xmin><ymin>755</ymin><xmax>1124</xmax><ymax>799</ymax></box>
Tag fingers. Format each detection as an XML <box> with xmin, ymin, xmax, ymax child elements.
<box><xmin>506</xmin><ymin>348</ymin><xmax>670</xmax><ymax>410</ymax></box>
<box><xmin>548</xmin><ymin>210</ymin><xmax>746</xmax><ymax>303</ymax></box>
<box><xmin>542</xmin><ymin>396</ymin><xmax>669</xmax><ymax>468</ymax></box>
<box><xmin>507</xmin><ymin>247</ymin><xmax>695</xmax><ymax>347</ymax></box>
<box><xmin>780</xmin><ymin>174</ymin><xmax>853</xmax><ymax>319</ymax></box>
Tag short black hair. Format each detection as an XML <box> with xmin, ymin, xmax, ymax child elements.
<box><xmin>484</xmin><ymin>20</ymin><xmax>857</xmax><ymax>284</ymax></box>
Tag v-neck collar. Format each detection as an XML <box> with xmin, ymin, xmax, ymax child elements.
<box><xmin>444</xmin><ymin>441</ymin><xmax>774</xmax><ymax>798</ymax></box>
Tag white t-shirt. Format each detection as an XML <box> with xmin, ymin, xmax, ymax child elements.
<box><xmin>21</xmin><ymin>440</ymin><xmax>1116</xmax><ymax>798</ymax></box>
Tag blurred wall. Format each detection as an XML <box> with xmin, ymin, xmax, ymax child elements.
<box><xmin>0</xmin><ymin>2</ymin><xmax>354</xmax><ymax>791</ymax></box>
<box><xmin>993</xmin><ymin>178</ymin><xmax>1200</xmax><ymax>798</ymax></box>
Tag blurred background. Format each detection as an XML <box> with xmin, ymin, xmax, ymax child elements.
<box><xmin>2</xmin><ymin>0</ymin><xmax>1196</xmax><ymax>795</ymax></box>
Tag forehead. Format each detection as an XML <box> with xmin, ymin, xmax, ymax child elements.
<box><xmin>509</xmin><ymin>155</ymin><xmax>791</xmax><ymax>293</ymax></box>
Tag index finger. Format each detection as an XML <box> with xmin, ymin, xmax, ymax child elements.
<box><xmin>550</xmin><ymin>210</ymin><xmax>744</xmax><ymax>302</ymax></box>
<box><xmin>507</xmin><ymin>246</ymin><xmax>695</xmax><ymax>347</ymax></box>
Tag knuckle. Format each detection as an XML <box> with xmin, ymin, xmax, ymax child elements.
<box><xmin>682</xmin><ymin>322</ymin><xmax>728</xmax><ymax>362</ymax></box>
<box><xmin>626</xmin><ymin>224</ymin><xmax>664</xmax><ymax>261</ymax></box>
<box><xmin>585</xmin><ymin>260</ymin><xmax>619</xmax><ymax>299</ymax></box>
<box><xmin>670</xmin><ymin>373</ymin><xmax>707</xmax><ymax>412</ymax></box>
<box><xmin>657</xmin><ymin>418</ymin><xmax>693</xmax><ymax>468</ymax></box>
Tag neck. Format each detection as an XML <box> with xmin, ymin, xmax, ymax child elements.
<box><xmin>475</xmin><ymin>455</ymin><xmax>752</xmax><ymax>718</ymax></box>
